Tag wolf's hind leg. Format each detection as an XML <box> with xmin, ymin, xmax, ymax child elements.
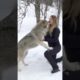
<box><xmin>18</xmin><ymin>48</ymin><xmax>25</xmax><ymax>71</ymax></box>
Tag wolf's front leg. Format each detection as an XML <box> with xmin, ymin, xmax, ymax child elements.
<box><xmin>39</xmin><ymin>41</ymin><xmax>53</xmax><ymax>50</ymax></box>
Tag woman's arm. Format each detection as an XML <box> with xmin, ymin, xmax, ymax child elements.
<box><xmin>44</xmin><ymin>28</ymin><xmax>60</xmax><ymax>43</ymax></box>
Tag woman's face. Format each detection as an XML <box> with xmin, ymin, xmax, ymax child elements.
<box><xmin>49</xmin><ymin>17</ymin><xmax>54</xmax><ymax>26</ymax></box>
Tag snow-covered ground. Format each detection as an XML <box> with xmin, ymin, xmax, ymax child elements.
<box><xmin>18</xmin><ymin>4</ymin><xmax>62</xmax><ymax>80</ymax></box>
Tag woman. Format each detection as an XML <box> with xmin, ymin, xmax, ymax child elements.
<box><xmin>44</xmin><ymin>15</ymin><xmax>61</xmax><ymax>73</ymax></box>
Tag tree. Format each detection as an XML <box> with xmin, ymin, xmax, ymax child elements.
<box><xmin>34</xmin><ymin>0</ymin><xmax>40</xmax><ymax>23</ymax></box>
<box><xmin>18</xmin><ymin>0</ymin><xmax>28</xmax><ymax>32</ymax></box>
<box><xmin>18</xmin><ymin>0</ymin><xmax>62</xmax><ymax>31</ymax></box>
<box><xmin>57</xmin><ymin>0</ymin><xmax>62</xmax><ymax>26</ymax></box>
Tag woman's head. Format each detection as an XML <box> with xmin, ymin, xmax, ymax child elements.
<box><xmin>48</xmin><ymin>15</ymin><xmax>57</xmax><ymax>34</ymax></box>
<box><xmin>49</xmin><ymin>15</ymin><xmax>57</xmax><ymax>26</ymax></box>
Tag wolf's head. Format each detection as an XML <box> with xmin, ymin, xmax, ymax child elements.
<box><xmin>35</xmin><ymin>20</ymin><xmax>49</xmax><ymax>37</ymax></box>
<box><xmin>37</xmin><ymin>20</ymin><xmax>48</xmax><ymax>29</ymax></box>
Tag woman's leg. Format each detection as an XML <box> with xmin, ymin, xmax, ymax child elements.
<box><xmin>44</xmin><ymin>50</ymin><xmax>59</xmax><ymax>73</ymax></box>
<box><xmin>44</xmin><ymin>46</ymin><xmax>61</xmax><ymax>73</ymax></box>
<box><xmin>52</xmin><ymin>46</ymin><xmax>62</xmax><ymax>63</ymax></box>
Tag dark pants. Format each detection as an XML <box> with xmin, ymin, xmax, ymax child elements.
<box><xmin>44</xmin><ymin>46</ymin><xmax>61</xmax><ymax>70</ymax></box>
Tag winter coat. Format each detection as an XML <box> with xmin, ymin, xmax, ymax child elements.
<box><xmin>44</xmin><ymin>27</ymin><xmax>61</xmax><ymax>49</ymax></box>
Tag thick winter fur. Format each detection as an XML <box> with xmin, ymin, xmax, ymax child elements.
<box><xmin>18</xmin><ymin>20</ymin><xmax>52</xmax><ymax>67</ymax></box>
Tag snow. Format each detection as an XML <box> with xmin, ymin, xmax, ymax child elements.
<box><xmin>18</xmin><ymin>4</ymin><xmax>62</xmax><ymax>80</ymax></box>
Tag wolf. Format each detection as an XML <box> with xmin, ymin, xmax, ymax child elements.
<box><xmin>18</xmin><ymin>20</ymin><xmax>52</xmax><ymax>66</ymax></box>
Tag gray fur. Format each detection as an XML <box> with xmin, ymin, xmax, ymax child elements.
<box><xmin>18</xmin><ymin>20</ymin><xmax>52</xmax><ymax>66</ymax></box>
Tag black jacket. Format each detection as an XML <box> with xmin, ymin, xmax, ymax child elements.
<box><xmin>45</xmin><ymin>27</ymin><xmax>61</xmax><ymax>48</ymax></box>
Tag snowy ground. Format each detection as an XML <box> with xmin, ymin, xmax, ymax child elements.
<box><xmin>18</xmin><ymin>4</ymin><xmax>62</xmax><ymax>80</ymax></box>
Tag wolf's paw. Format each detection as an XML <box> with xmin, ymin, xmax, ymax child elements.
<box><xmin>22</xmin><ymin>60</ymin><xmax>28</xmax><ymax>66</ymax></box>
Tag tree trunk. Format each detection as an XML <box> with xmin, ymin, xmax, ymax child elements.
<box><xmin>57</xmin><ymin>0</ymin><xmax>61</xmax><ymax>26</ymax></box>
<box><xmin>35</xmin><ymin>0</ymin><xmax>40</xmax><ymax>23</ymax></box>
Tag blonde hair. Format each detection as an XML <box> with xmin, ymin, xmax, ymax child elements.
<box><xmin>48</xmin><ymin>15</ymin><xmax>57</xmax><ymax>35</ymax></box>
